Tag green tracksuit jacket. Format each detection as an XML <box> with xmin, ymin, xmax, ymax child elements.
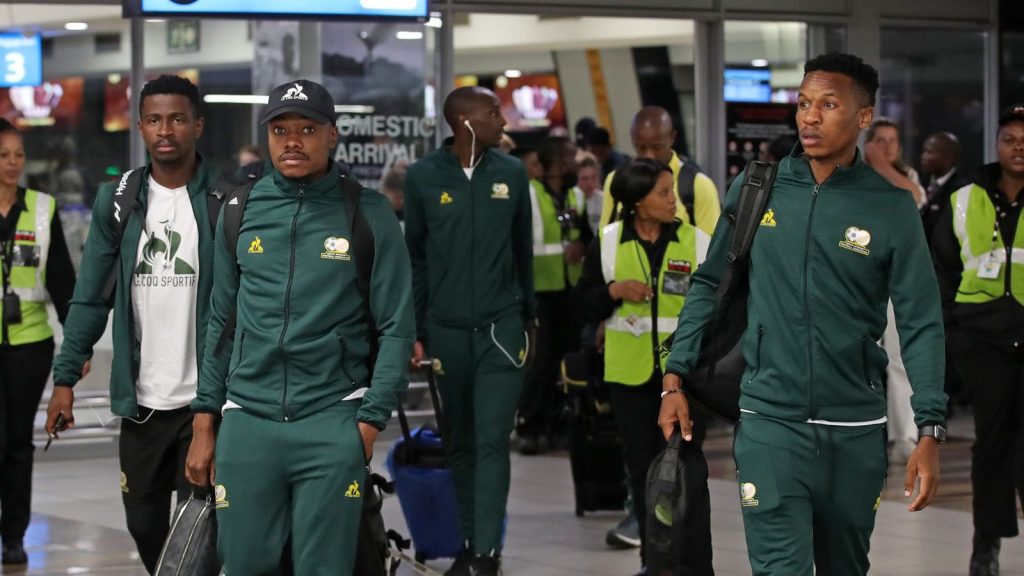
<box><xmin>404</xmin><ymin>147</ymin><xmax>536</xmax><ymax>341</ymax></box>
<box><xmin>192</xmin><ymin>163</ymin><xmax>415</xmax><ymax>430</ymax></box>
<box><xmin>667</xmin><ymin>147</ymin><xmax>947</xmax><ymax>426</ymax></box>
<box><xmin>53</xmin><ymin>158</ymin><xmax>217</xmax><ymax>418</ymax></box>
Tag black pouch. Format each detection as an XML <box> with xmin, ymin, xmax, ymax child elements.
<box><xmin>3</xmin><ymin>292</ymin><xmax>21</xmax><ymax>324</ymax></box>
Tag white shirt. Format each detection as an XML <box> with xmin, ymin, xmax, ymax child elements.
<box><xmin>585</xmin><ymin>190</ymin><xmax>603</xmax><ymax>234</ymax></box>
<box><xmin>131</xmin><ymin>176</ymin><xmax>200</xmax><ymax>410</ymax></box>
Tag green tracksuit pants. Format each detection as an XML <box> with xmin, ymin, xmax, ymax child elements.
<box><xmin>734</xmin><ymin>413</ymin><xmax>888</xmax><ymax>576</ymax></box>
<box><xmin>214</xmin><ymin>402</ymin><xmax>366</xmax><ymax>576</ymax></box>
<box><xmin>428</xmin><ymin>314</ymin><xmax>526</xmax><ymax>555</ymax></box>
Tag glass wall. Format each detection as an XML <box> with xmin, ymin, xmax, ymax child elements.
<box><xmin>879</xmin><ymin>27</ymin><xmax>986</xmax><ymax>176</ymax></box>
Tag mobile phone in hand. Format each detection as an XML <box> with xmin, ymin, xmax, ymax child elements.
<box><xmin>44</xmin><ymin>413</ymin><xmax>66</xmax><ymax>452</ymax></box>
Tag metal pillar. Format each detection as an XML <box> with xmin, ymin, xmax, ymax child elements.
<box><xmin>130</xmin><ymin>18</ymin><xmax>145</xmax><ymax>168</ymax></box>
<box><xmin>694</xmin><ymin>18</ymin><xmax>725</xmax><ymax>193</ymax></box>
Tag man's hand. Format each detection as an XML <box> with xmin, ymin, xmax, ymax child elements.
<box><xmin>658</xmin><ymin>373</ymin><xmax>692</xmax><ymax>441</ymax></box>
<box><xmin>410</xmin><ymin>340</ymin><xmax>426</xmax><ymax>370</ymax></box>
<box><xmin>595</xmin><ymin>322</ymin><xmax>606</xmax><ymax>354</ymax></box>
<box><xmin>905</xmin><ymin>436</ymin><xmax>940</xmax><ymax>511</ymax></box>
<box><xmin>185</xmin><ymin>413</ymin><xmax>217</xmax><ymax>486</ymax></box>
<box><xmin>564</xmin><ymin>240</ymin><xmax>586</xmax><ymax>265</ymax></box>
<box><xmin>358</xmin><ymin>421</ymin><xmax>379</xmax><ymax>463</ymax></box>
<box><xmin>46</xmin><ymin>386</ymin><xmax>76</xmax><ymax>436</ymax></box>
<box><xmin>609</xmin><ymin>280</ymin><xmax>653</xmax><ymax>303</ymax></box>
<box><xmin>81</xmin><ymin>360</ymin><xmax>92</xmax><ymax>379</ymax></box>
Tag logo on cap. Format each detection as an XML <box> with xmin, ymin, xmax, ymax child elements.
<box><xmin>281</xmin><ymin>83</ymin><xmax>309</xmax><ymax>102</ymax></box>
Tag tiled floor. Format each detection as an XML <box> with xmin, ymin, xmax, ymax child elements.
<box><xmin>8</xmin><ymin>343</ymin><xmax>1024</xmax><ymax>575</ymax></box>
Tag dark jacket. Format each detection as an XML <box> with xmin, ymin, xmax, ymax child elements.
<box><xmin>921</xmin><ymin>167</ymin><xmax>970</xmax><ymax>242</ymax></box>
<box><xmin>666</xmin><ymin>146</ymin><xmax>947</xmax><ymax>426</ymax></box>
<box><xmin>192</xmin><ymin>162</ymin><xmax>415</xmax><ymax>430</ymax></box>
<box><xmin>932</xmin><ymin>162</ymin><xmax>1024</xmax><ymax>350</ymax></box>
<box><xmin>404</xmin><ymin>147</ymin><xmax>536</xmax><ymax>342</ymax></box>
<box><xmin>53</xmin><ymin>158</ymin><xmax>217</xmax><ymax>418</ymax></box>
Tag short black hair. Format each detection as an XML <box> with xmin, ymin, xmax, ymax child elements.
<box><xmin>139</xmin><ymin>74</ymin><xmax>202</xmax><ymax>117</ymax></box>
<box><xmin>584</xmin><ymin>127</ymin><xmax>611</xmax><ymax>148</ymax></box>
<box><xmin>0</xmin><ymin>118</ymin><xmax>17</xmax><ymax>136</ymax></box>
<box><xmin>804</xmin><ymin>52</ymin><xmax>879</xmax><ymax>107</ymax></box>
<box><xmin>509</xmin><ymin>146</ymin><xmax>536</xmax><ymax>161</ymax></box>
<box><xmin>443</xmin><ymin>86</ymin><xmax>492</xmax><ymax>131</ymax></box>
<box><xmin>610</xmin><ymin>157</ymin><xmax>672</xmax><ymax>219</ymax></box>
<box><xmin>538</xmin><ymin>136</ymin><xmax>571</xmax><ymax>171</ymax></box>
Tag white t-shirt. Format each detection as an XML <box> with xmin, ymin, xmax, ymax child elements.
<box><xmin>131</xmin><ymin>177</ymin><xmax>200</xmax><ymax>410</ymax></box>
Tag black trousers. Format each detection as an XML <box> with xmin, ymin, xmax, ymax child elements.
<box><xmin>517</xmin><ymin>290</ymin><xmax>579</xmax><ymax>437</ymax></box>
<box><xmin>608</xmin><ymin>376</ymin><xmax>710</xmax><ymax>573</ymax></box>
<box><xmin>955</xmin><ymin>341</ymin><xmax>1024</xmax><ymax>537</ymax></box>
<box><xmin>119</xmin><ymin>406</ymin><xmax>193</xmax><ymax>574</ymax></box>
<box><xmin>0</xmin><ymin>338</ymin><xmax>54</xmax><ymax>544</ymax></box>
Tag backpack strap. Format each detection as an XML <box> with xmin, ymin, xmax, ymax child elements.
<box><xmin>102</xmin><ymin>168</ymin><xmax>145</xmax><ymax>302</ymax></box>
<box><xmin>213</xmin><ymin>181</ymin><xmax>256</xmax><ymax>357</ymax></box>
<box><xmin>676</xmin><ymin>159</ymin><xmax>700</xmax><ymax>226</ymax></box>
<box><xmin>342</xmin><ymin>174</ymin><xmax>378</xmax><ymax>377</ymax></box>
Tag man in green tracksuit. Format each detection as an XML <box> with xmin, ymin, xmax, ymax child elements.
<box><xmin>659</xmin><ymin>53</ymin><xmax>948</xmax><ymax>575</ymax></box>
<box><xmin>405</xmin><ymin>86</ymin><xmax>535</xmax><ymax>576</ymax></box>
<box><xmin>186</xmin><ymin>79</ymin><xmax>414</xmax><ymax>575</ymax></box>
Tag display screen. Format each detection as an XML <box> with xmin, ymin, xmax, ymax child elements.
<box><xmin>0</xmin><ymin>34</ymin><xmax>42</xmax><ymax>88</ymax></box>
<box><xmin>126</xmin><ymin>0</ymin><xmax>427</xmax><ymax>20</ymax></box>
<box><xmin>724</xmin><ymin>68</ymin><xmax>772</xmax><ymax>103</ymax></box>
<box><xmin>493</xmin><ymin>74</ymin><xmax>566</xmax><ymax>132</ymax></box>
<box><xmin>0</xmin><ymin>77</ymin><xmax>84</xmax><ymax>129</ymax></box>
<box><xmin>103</xmin><ymin>69</ymin><xmax>199</xmax><ymax>132</ymax></box>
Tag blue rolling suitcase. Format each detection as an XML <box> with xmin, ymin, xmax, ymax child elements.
<box><xmin>387</xmin><ymin>360</ymin><xmax>464</xmax><ymax>563</ymax></box>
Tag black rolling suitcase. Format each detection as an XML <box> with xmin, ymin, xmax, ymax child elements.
<box><xmin>562</xmin><ymin>349</ymin><xmax>627</xmax><ymax>516</ymax></box>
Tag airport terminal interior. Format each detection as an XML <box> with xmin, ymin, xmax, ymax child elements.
<box><xmin>0</xmin><ymin>0</ymin><xmax>1023</xmax><ymax>573</ymax></box>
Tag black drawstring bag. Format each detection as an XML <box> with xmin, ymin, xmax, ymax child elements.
<box><xmin>644</xmin><ymin>431</ymin><xmax>714</xmax><ymax>576</ymax></box>
<box><xmin>154</xmin><ymin>492</ymin><xmax>220</xmax><ymax>576</ymax></box>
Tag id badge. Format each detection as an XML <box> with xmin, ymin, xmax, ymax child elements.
<box><xmin>662</xmin><ymin>271</ymin><xmax>692</xmax><ymax>296</ymax></box>
<box><xmin>978</xmin><ymin>254</ymin><xmax>1002</xmax><ymax>279</ymax></box>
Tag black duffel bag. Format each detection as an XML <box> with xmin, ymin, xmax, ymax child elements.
<box><xmin>659</xmin><ymin>160</ymin><xmax>776</xmax><ymax>424</ymax></box>
<box><xmin>154</xmin><ymin>492</ymin><xmax>220</xmax><ymax>576</ymax></box>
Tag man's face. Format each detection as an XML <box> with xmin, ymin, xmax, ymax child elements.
<box><xmin>919</xmin><ymin>137</ymin><xmax>947</xmax><ymax>176</ymax></box>
<box><xmin>521</xmin><ymin>151</ymin><xmax>543</xmax><ymax>181</ymax></box>
<box><xmin>139</xmin><ymin>94</ymin><xmax>203</xmax><ymax>166</ymax></box>
<box><xmin>267</xmin><ymin>113</ymin><xmax>338</xmax><ymax>181</ymax></box>
<box><xmin>796</xmin><ymin>71</ymin><xmax>872</xmax><ymax>164</ymax></box>
<box><xmin>632</xmin><ymin>124</ymin><xmax>675</xmax><ymax>165</ymax></box>
<box><xmin>560</xmin><ymin>140</ymin><xmax>579</xmax><ymax>176</ymax></box>
<box><xmin>463</xmin><ymin>93</ymin><xmax>507</xmax><ymax>149</ymax></box>
<box><xmin>997</xmin><ymin>122</ymin><xmax>1024</xmax><ymax>179</ymax></box>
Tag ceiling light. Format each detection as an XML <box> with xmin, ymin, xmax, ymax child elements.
<box><xmin>396</xmin><ymin>31</ymin><xmax>424</xmax><ymax>40</ymax></box>
<box><xmin>504</xmin><ymin>69</ymin><xmax>523</xmax><ymax>79</ymax></box>
<box><xmin>145</xmin><ymin>19</ymin><xmax>166</xmax><ymax>23</ymax></box>
<box><xmin>425</xmin><ymin>16</ymin><xmax>443</xmax><ymax>29</ymax></box>
<box><xmin>750</xmin><ymin>59</ymin><xmax>769</xmax><ymax>67</ymax></box>
<box><xmin>64</xmin><ymin>22</ymin><xmax>88</xmax><ymax>31</ymax></box>
<box><xmin>202</xmin><ymin>95</ymin><xmax>374</xmax><ymax>114</ymax></box>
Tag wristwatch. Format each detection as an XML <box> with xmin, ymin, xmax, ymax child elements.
<box><xmin>918</xmin><ymin>424</ymin><xmax>947</xmax><ymax>444</ymax></box>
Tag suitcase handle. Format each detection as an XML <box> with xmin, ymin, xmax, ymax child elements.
<box><xmin>398</xmin><ymin>357</ymin><xmax>446</xmax><ymax>461</ymax></box>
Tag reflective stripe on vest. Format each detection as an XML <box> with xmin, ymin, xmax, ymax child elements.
<box><xmin>5</xmin><ymin>190</ymin><xmax>55</xmax><ymax>345</ymax></box>
<box><xmin>600</xmin><ymin>220</ymin><xmax>708</xmax><ymax>385</ymax></box>
<box><xmin>951</xmin><ymin>183</ymin><xmax>1024</xmax><ymax>304</ymax></box>
<box><xmin>530</xmin><ymin>180</ymin><xmax>583</xmax><ymax>291</ymax></box>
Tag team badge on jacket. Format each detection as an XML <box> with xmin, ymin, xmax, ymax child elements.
<box><xmin>321</xmin><ymin>236</ymin><xmax>351</xmax><ymax>261</ymax></box>
<box><xmin>839</xmin><ymin>226</ymin><xmax>871</xmax><ymax>256</ymax></box>
<box><xmin>491</xmin><ymin>183</ymin><xmax>510</xmax><ymax>199</ymax></box>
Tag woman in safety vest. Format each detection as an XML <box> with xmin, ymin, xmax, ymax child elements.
<box><xmin>574</xmin><ymin>157</ymin><xmax>711</xmax><ymax>576</ymax></box>
<box><xmin>0</xmin><ymin>118</ymin><xmax>75</xmax><ymax>566</ymax></box>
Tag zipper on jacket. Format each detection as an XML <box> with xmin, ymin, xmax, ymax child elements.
<box><xmin>279</xmin><ymin>187</ymin><xmax>304</xmax><ymax>421</ymax></box>
<box><xmin>747</xmin><ymin>326</ymin><xmax>765</xmax><ymax>383</ymax></box>
<box><xmin>861</xmin><ymin>336</ymin><xmax>877</xmax><ymax>390</ymax></box>
<box><xmin>227</xmin><ymin>330</ymin><xmax>246</xmax><ymax>386</ymax></box>
<box><xmin>804</xmin><ymin>181</ymin><xmax>823</xmax><ymax>419</ymax></box>
<box><xmin>337</xmin><ymin>335</ymin><xmax>357</xmax><ymax>386</ymax></box>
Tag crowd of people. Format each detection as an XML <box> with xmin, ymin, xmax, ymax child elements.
<box><xmin>0</xmin><ymin>49</ymin><xmax>1019</xmax><ymax>576</ymax></box>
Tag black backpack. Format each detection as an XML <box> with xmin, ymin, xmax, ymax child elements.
<box><xmin>659</xmin><ymin>160</ymin><xmax>777</xmax><ymax>424</ymax></box>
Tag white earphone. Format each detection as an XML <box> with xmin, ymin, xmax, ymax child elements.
<box><xmin>463</xmin><ymin>119</ymin><xmax>477</xmax><ymax>168</ymax></box>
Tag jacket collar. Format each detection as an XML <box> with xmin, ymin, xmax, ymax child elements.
<box><xmin>139</xmin><ymin>153</ymin><xmax>215</xmax><ymax>203</ymax></box>
<box><xmin>784</xmin><ymin>143</ymin><xmax>870</xmax><ymax>187</ymax></box>
<box><xmin>271</xmin><ymin>161</ymin><xmax>342</xmax><ymax>197</ymax></box>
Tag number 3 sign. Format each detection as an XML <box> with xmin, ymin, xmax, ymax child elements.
<box><xmin>0</xmin><ymin>34</ymin><xmax>41</xmax><ymax>88</ymax></box>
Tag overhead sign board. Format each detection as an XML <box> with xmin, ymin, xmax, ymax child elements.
<box><xmin>125</xmin><ymin>0</ymin><xmax>428</xmax><ymax>20</ymax></box>
<box><xmin>0</xmin><ymin>34</ymin><xmax>42</xmax><ymax>88</ymax></box>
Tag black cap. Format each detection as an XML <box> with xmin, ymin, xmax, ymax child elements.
<box><xmin>998</xmin><ymin>104</ymin><xmax>1024</xmax><ymax>128</ymax></box>
<box><xmin>261</xmin><ymin>79</ymin><xmax>336</xmax><ymax>125</ymax></box>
